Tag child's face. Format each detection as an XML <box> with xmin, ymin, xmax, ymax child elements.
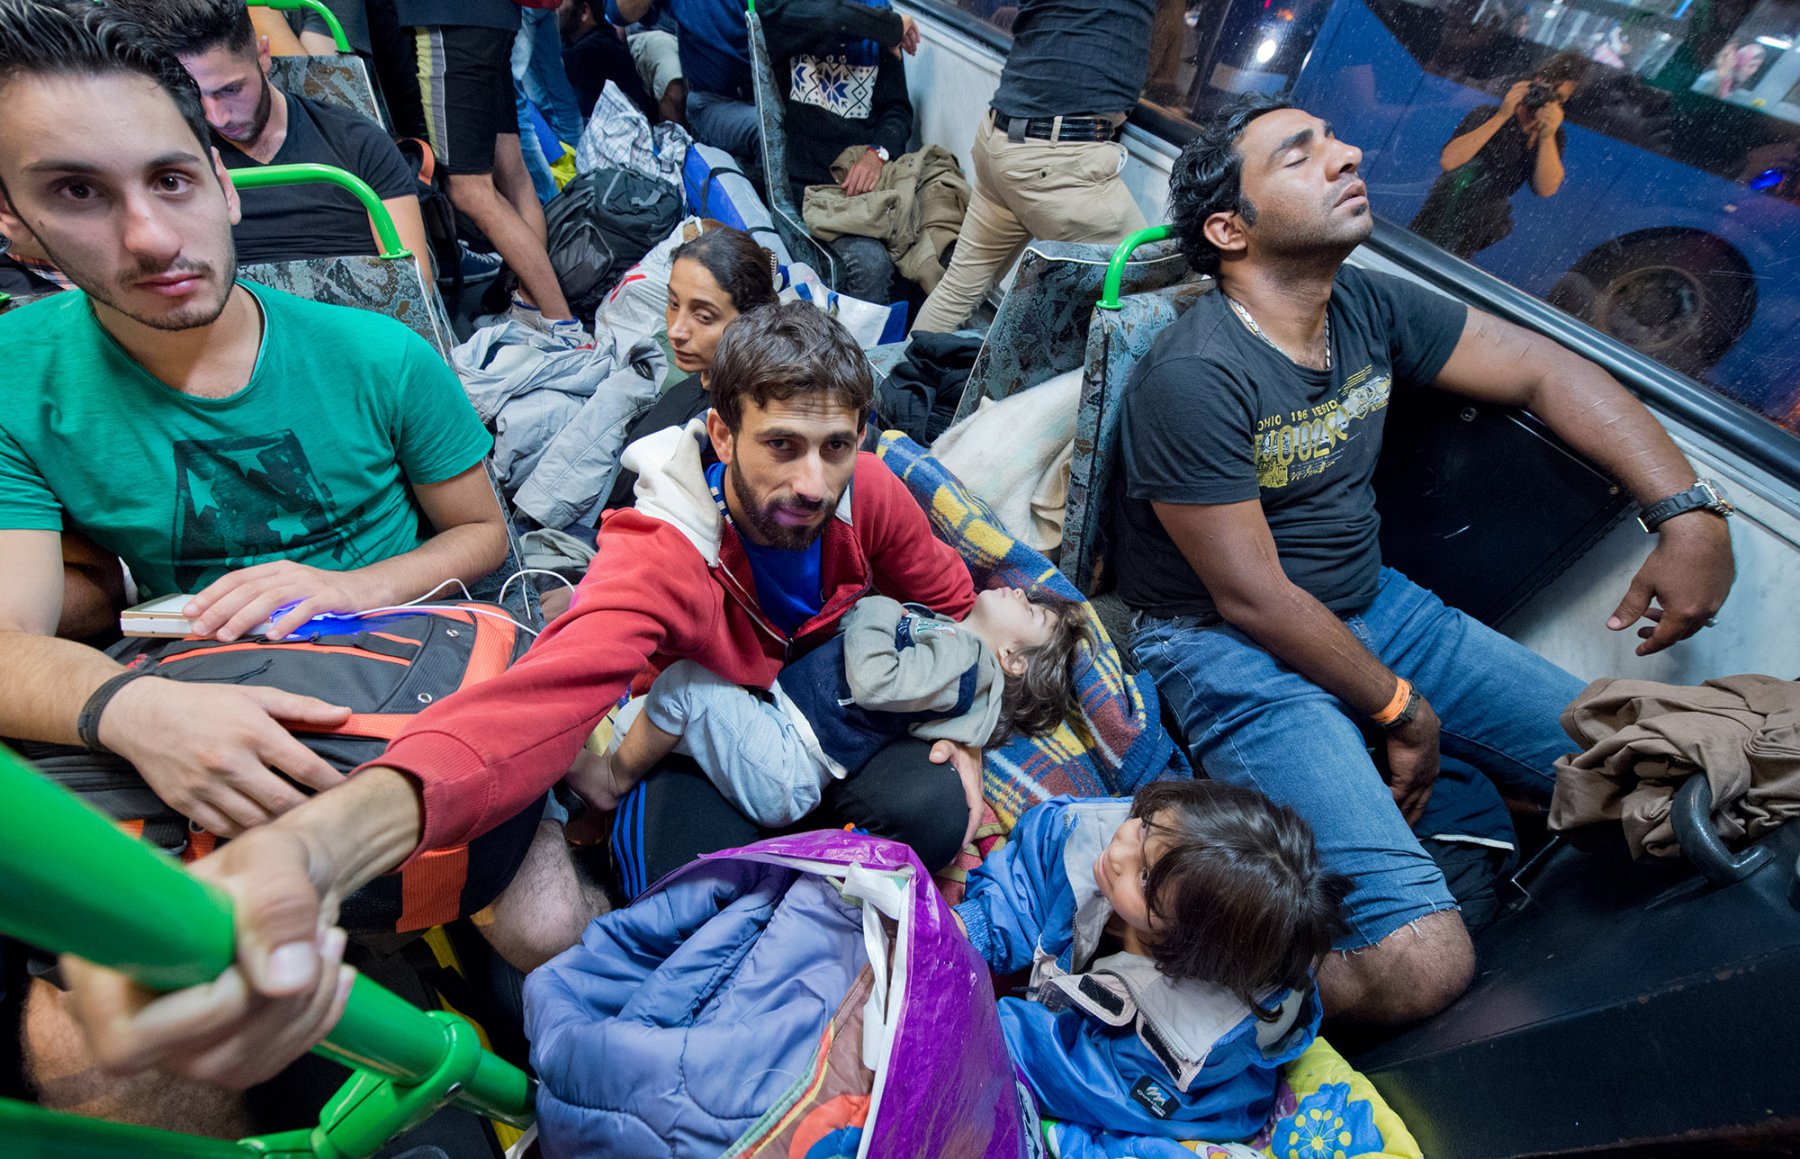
<box><xmin>963</xmin><ymin>587</ymin><xmax>1057</xmax><ymax>675</ymax></box>
<box><xmin>1093</xmin><ymin>811</ymin><xmax>1171</xmax><ymax>940</ymax></box>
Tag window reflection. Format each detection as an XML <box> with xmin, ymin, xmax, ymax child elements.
<box><xmin>918</xmin><ymin>0</ymin><xmax>1800</xmax><ymax>434</ymax></box>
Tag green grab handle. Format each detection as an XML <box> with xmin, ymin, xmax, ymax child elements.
<box><xmin>229</xmin><ymin>163</ymin><xmax>411</xmax><ymax>261</ymax></box>
<box><xmin>245</xmin><ymin>0</ymin><xmax>351</xmax><ymax>54</ymax></box>
<box><xmin>0</xmin><ymin>1099</ymin><xmax>258</xmax><ymax>1159</ymax></box>
<box><xmin>1097</xmin><ymin>224</ymin><xmax>1176</xmax><ymax>311</ymax></box>
<box><xmin>0</xmin><ymin>742</ymin><xmax>234</xmax><ymax>989</ymax></box>
<box><xmin>0</xmin><ymin>745</ymin><xmax>534</xmax><ymax>1129</ymax></box>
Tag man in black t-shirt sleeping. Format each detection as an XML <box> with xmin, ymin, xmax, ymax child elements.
<box><xmin>1114</xmin><ymin>93</ymin><xmax>1736</xmax><ymax>1024</ymax></box>
<box><xmin>118</xmin><ymin>0</ymin><xmax>433</xmax><ymax>278</ymax></box>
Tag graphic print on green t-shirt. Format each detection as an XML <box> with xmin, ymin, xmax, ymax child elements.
<box><xmin>170</xmin><ymin>431</ymin><xmax>374</xmax><ymax>592</ymax></box>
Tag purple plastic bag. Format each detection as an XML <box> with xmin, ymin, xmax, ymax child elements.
<box><xmin>697</xmin><ymin>830</ymin><xmax>1030</xmax><ymax>1159</ymax></box>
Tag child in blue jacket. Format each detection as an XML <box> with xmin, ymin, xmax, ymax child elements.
<box><xmin>954</xmin><ymin>781</ymin><xmax>1351</xmax><ymax>1151</ymax></box>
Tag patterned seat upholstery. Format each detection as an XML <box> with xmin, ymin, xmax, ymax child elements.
<box><xmin>951</xmin><ymin>238</ymin><xmax>1193</xmax><ymax>425</ymax></box>
<box><xmin>242</xmin><ymin>254</ymin><xmax>457</xmax><ymax>361</ymax></box>
<box><xmin>266</xmin><ymin>54</ymin><xmax>385</xmax><ymax>128</ymax></box>
<box><xmin>1062</xmin><ymin>280</ymin><xmax>1213</xmax><ymax>596</ymax></box>
<box><xmin>745</xmin><ymin>10</ymin><xmax>841</xmax><ymax>288</ymax></box>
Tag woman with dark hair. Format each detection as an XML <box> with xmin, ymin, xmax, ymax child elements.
<box><xmin>602</xmin><ymin>224</ymin><xmax>780</xmax><ymax>511</ymax></box>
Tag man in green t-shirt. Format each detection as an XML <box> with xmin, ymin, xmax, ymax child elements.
<box><xmin>0</xmin><ymin>2</ymin><xmax>515</xmax><ymax>1135</ymax></box>
<box><xmin>0</xmin><ymin>5</ymin><xmax>508</xmax><ymax>843</ymax></box>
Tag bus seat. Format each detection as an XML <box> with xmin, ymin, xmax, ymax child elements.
<box><xmin>265</xmin><ymin>53</ymin><xmax>386</xmax><ymax>128</ymax></box>
<box><xmin>744</xmin><ymin>9</ymin><xmax>843</xmax><ymax>289</ymax></box>
<box><xmin>242</xmin><ymin>253</ymin><xmax>459</xmax><ymax>361</ymax></box>
<box><xmin>1063</xmin><ymin>280</ymin><xmax>1214</xmax><ymax>596</ymax></box>
<box><xmin>952</xmin><ymin>238</ymin><xmax>1192</xmax><ymax>426</ymax></box>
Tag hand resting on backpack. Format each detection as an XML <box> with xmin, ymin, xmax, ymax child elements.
<box><xmin>183</xmin><ymin>461</ymin><xmax>512</xmax><ymax>642</ymax></box>
<box><xmin>185</xmin><ymin>558</ymin><xmax>386</xmax><ymax>642</ymax></box>
<box><xmin>100</xmin><ymin>677</ymin><xmax>350</xmax><ymax>836</ymax></box>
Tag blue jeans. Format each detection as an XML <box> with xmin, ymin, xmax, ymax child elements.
<box><xmin>685</xmin><ymin>89</ymin><xmax>760</xmax><ymax>156</ymax></box>
<box><xmin>512</xmin><ymin>6</ymin><xmax>584</xmax><ymax>146</ymax></box>
<box><xmin>514</xmin><ymin>95</ymin><xmax>560</xmax><ymax>204</ymax></box>
<box><xmin>827</xmin><ymin>234</ymin><xmax>896</xmax><ymax>303</ymax></box>
<box><xmin>640</xmin><ymin>660</ymin><xmax>830</xmax><ymax>829</ymax></box>
<box><xmin>1131</xmin><ymin>568</ymin><xmax>1584</xmax><ymax>951</ymax></box>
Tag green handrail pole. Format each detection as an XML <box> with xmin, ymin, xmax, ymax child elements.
<box><xmin>0</xmin><ymin>1100</ymin><xmax>260</xmax><ymax>1159</ymax></box>
<box><xmin>228</xmin><ymin>163</ymin><xmax>411</xmax><ymax>261</ymax></box>
<box><xmin>0</xmin><ymin>745</ymin><xmax>533</xmax><ymax>1128</ymax></box>
<box><xmin>245</xmin><ymin>0</ymin><xmax>351</xmax><ymax>54</ymax></box>
<box><xmin>1097</xmin><ymin>224</ymin><xmax>1176</xmax><ymax>311</ymax></box>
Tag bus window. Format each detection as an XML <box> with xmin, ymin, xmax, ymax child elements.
<box><xmin>915</xmin><ymin>0</ymin><xmax>1800</xmax><ymax>437</ymax></box>
<box><xmin>1286</xmin><ymin>0</ymin><xmax>1800</xmax><ymax>435</ymax></box>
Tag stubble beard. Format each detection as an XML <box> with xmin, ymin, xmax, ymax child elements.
<box><xmin>728</xmin><ymin>457</ymin><xmax>830</xmax><ymax>552</ymax></box>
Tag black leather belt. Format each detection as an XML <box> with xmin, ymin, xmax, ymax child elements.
<box><xmin>992</xmin><ymin>110</ymin><xmax>1122</xmax><ymax>143</ymax></box>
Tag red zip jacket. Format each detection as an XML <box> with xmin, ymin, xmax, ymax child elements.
<box><xmin>367</xmin><ymin>421</ymin><xmax>975</xmax><ymax>860</ymax></box>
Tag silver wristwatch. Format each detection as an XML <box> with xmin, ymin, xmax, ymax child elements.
<box><xmin>1638</xmin><ymin>478</ymin><xmax>1734</xmax><ymax>533</ymax></box>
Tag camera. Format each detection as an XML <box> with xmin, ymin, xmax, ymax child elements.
<box><xmin>1521</xmin><ymin>80</ymin><xmax>1556</xmax><ymax>110</ymax></box>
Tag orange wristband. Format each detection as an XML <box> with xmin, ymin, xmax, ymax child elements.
<box><xmin>1370</xmin><ymin>677</ymin><xmax>1413</xmax><ymax>727</ymax></box>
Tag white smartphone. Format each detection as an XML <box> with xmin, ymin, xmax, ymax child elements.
<box><xmin>118</xmin><ymin>594</ymin><xmax>198</xmax><ymax>638</ymax></box>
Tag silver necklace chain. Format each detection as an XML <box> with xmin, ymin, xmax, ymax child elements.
<box><xmin>1225</xmin><ymin>293</ymin><xmax>1331</xmax><ymax>371</ymax></box>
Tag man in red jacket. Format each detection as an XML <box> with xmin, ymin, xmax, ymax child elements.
<box><xmin>61</xmin><ymin>302</ymin><xmax>984</xmax><ymax>1088</ymax></box>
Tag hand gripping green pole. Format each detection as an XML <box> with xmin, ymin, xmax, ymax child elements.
<box><xmin>229</xmin><ymin>163</ymin><xmax>412</xmax><ymax>262</ymax></box>
<box><xmin>245</xmin><ymin>0</ymin><xmax>351</xmax><ymax>54</ymax></box>
<box><xmin>1097</xmin><ymin>224</ymin><xmax>1176</xmax><ymax>311</ymax></box>
<box><xmin>0</xmin><ymin>745</ymin><xmax>534</xmax><ymax>1157</ymax></box>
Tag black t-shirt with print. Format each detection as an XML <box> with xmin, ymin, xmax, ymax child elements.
<box><xmin>1113</xmin><ymin>265</ymin><xmax>1468</xmax><ymax>618</ymax></box>
<box><xmin>222</xmin><ymin>92</ymin><xmax>417</xmax><ymax>266</ymax></box>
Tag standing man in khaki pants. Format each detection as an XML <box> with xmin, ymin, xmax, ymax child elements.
<box><xmin>910</xmin><ymin>0</ymin><xmax>1154</xmax><ymax>334</ymax></box>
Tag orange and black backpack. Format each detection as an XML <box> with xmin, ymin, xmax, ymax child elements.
<box><xmin>19</xmin><ymin>603</ymin><xmax>539</xmax><ymax>934</ymax></box>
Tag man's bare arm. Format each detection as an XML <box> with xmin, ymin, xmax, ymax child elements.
<box><xmin>249</xmin><ymin>8</ymin><xmax>308</xmax><ymax>56</ymax></box>
<box><xmin>0</xmin><ymin>529</ymin><xmax>352</xmax><ymax>832</ymax></box>
<box><xmin>380</xmin><ymin>194</ymin><xmax>435</xmax><ymax>284</ymax></box>
<box><xmin>187</xmin><ymin>462</ymin><xmax>508</xmax><ymax>641</ymax></box>
<box><xmin>1530</xmin><ymin>102</ymin><xmax>1566</xmax><ymax>195</ymax></box>
<box><xmin>1150</xmin><ymin>500</ymin><xmax>1441</xmax><ymax>820</ymax></box>
<box><xmin>0</xmin><ymin>529</ymin><xmax>130</xmax><ymax>743</ymax></box>
<box><xmin>1431</xmin><ymin>308</ymin><xmax>1734</xmax><ymax>653</ymax></box>
<box><xmin>1441</xmin><ymin>81</ymin><xmax>1534</xmax><ymax>170</ymax></box>
<box><xmin>57</xmin><ymin>530</ymin><xmax>126</xmax><ymax>640</ymax></box>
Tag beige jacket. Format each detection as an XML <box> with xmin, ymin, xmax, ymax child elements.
<box><xmin>801</xmin><ymin>144</ymin><xmax>971</xmax><ymax>292</ymax></box>
<box><xmin>1549</xmin><ymin>674</ymin><xmax>1800</xmax><ymax>859</ymax></box>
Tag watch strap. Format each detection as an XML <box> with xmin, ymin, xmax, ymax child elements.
<box><xmin>1638</xmin><ymin>479</ymin><xmax>1732</xmax><ymax>533</ymax></box>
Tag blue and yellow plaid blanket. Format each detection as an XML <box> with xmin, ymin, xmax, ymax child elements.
<box><xmin>877</xmin><ymin>433</ymin><xmax>1184</xmax><ymax>829</ymax></box>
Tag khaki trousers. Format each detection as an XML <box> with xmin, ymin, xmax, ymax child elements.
<box><xmin>911</xmin><ymin>114</ymin><xmax>1147</xmax><ymax>334</ymax></box>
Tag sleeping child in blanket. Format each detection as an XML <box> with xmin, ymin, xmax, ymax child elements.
<box><xmin>564</xmin><ymin>586</ymin><xmax>1089</xmax><ymax>827</ymax></box>
<box><xmin>953</xmin><ymin>781</ymin><xmax>1352</xmax><ymax>1154</ymax></box>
